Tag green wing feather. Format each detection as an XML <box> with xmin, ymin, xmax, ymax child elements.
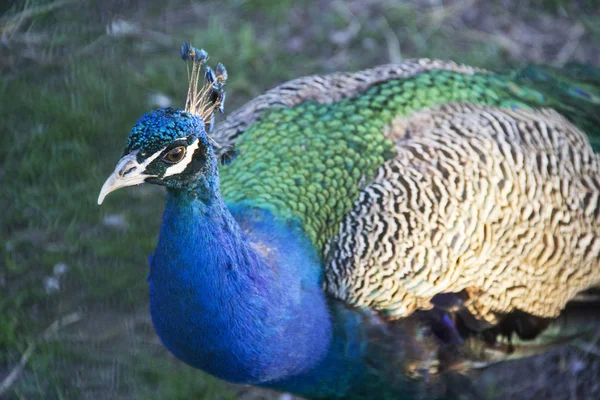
<box><xmin>217</xmin><ymin>61</ymin><xmax>600</xmax><ymax>249</ymax></box>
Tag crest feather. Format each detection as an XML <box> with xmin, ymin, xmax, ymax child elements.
<box><xmin>181</xmin><ymin>42</ymin><xmax>227</xmax><ymax>134</ymax></box>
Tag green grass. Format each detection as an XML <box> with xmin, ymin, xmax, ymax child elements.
<box><xmin>0</xmin><ymin>0</ymin><xmax>598</xmax><ymax>398</ymax></box>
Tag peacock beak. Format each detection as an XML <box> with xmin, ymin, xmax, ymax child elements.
<box><xmin>97</xmin><ymin>152</ymin><xmax>148</xmax><ymax>205</ymax></box>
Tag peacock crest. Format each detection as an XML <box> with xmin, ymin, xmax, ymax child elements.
<box><xmin>180</xmin><ymin>42</ymin><xmax>227</xmax><ymax>135</ymax></box>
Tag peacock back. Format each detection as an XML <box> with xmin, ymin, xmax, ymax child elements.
<box><xmin>216</xmin><ymin>59</ymin><xmax>600</xmax><ymax>326</ymax></box>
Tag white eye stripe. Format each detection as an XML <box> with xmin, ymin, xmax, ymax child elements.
<box><xmin>123</xmin><ymin>148</ymin><xmax>165</xmax><ymax>178</ymax></box>
<box><xmin>163</xmin><ymin>141</ymin><xmax>200</xmax><ymax>177</ymax></box>
<box><xmin>142</xmin><ymin>147</ymin><xmax>166</xmax><ymax>169</ymax></box>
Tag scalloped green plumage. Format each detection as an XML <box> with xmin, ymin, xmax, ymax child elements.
<box><xmin>220</xmin><ymin>68</ymin><xmax>600</xmax><ymax>249</ymax></box>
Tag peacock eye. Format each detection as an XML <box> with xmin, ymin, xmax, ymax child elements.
<box><xmin>164</xmin><ymin>146</ymin><xmax>186</xmax><ymax>163</ymax></box>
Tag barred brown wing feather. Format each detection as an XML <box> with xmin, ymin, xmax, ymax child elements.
<box><xmin>324</xmin><ymin>104</ymin><xmax>600</xmax><ymax>323</ymax></box>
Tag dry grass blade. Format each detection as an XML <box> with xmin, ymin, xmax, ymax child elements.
<box><xmin>0</xmin><ymin>0</ymin><xmax>75</xmax><ymax>38</ymax></box>
<box><xmin>0</xmin><ymin>312</ymin><xmax>83</xmax><ymax>397</ymax></box>
<box><xmin>554</xmin><ymin>22</ymin><xmax>585</xmax><ymax>66</ymax></box>
<box><xmin>379</xmin><ymin>16</ymin><xmax>402</xmax><ymax>64</ymax></box>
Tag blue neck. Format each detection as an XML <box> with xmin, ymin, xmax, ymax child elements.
<box><xmin>148</xmin><ymin>185</ymin><xmax>425</xmax><ymax>398</ymax></box>
<box><xmin>149</xmin><ymin>186</ymin><xmax>339</xmax><ymax>384</ymax></box>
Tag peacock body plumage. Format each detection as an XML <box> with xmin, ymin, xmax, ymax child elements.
<box><xmin>98</xmin><ymin>44</ymin><xmax>600</xmax><ymax>399</ymax></box>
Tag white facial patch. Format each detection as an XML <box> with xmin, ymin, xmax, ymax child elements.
<box><xmin>163</xmin><ymin>140</ymin><xmax>200</xmax><ymax>177</ymax></box>
<box><xmin>139</xmin><ymin>148</ymin><xmax>166</xmax><ymax>171</ymax></box>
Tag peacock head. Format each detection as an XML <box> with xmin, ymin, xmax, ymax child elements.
<box><xmin>98</xmin><ymin>43</ymin><xmax>227</xmax><ymax>205</ymax></box>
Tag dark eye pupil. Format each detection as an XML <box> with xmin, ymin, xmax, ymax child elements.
<box><xmin>165</xmin><ymin>147</ymin><xmax>185</xmax><ymax>162</ymax></box>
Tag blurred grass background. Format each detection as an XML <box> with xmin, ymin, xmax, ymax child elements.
<box><xmin>0</xmin><ymin>0</ymin><xmax>599</xmax><ymax>399</ymax></box>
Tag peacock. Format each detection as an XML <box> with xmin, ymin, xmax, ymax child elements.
<box><xmin>98</xmin><ymin>42</ymin><xmax>600</xmax><ymax>399</ymax></box>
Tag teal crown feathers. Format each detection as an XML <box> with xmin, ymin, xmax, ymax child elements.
<box><xmin>180</xmin><ymin>42</ymin><xmax>228</xmax><ymax>134</ymax></box>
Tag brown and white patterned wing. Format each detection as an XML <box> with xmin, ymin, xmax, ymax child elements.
<box><xmin>324</xmin><ymin>104</ymin><xmax>600</xmax><ymax>323</ymax></box>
